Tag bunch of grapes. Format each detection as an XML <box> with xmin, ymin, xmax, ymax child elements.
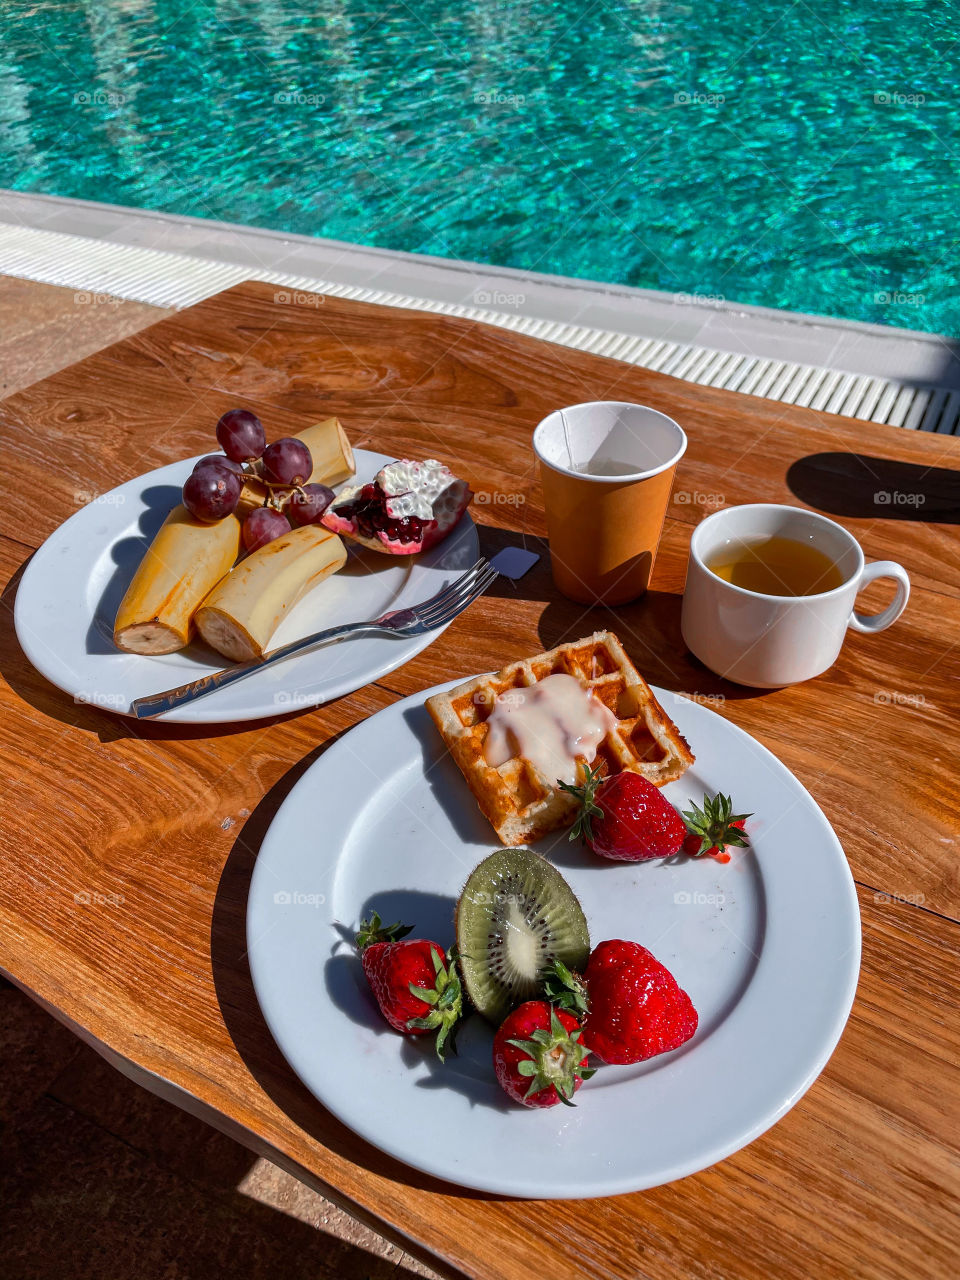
<box><xmin>182</xmin><ymin>409</ymin><xmax>335</xmax><ymax>552</ymax></box>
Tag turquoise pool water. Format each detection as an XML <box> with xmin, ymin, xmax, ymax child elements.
<box><xmin>2</xmin><ymin>1</ymin><xmax>959</xmax><ymax>336</ymax></box>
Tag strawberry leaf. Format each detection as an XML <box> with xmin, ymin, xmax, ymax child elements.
<box><xmin>682</xmin><ymin>792</ymin><xmax>753</xmax><ymax>855</ymax></box>
<box><xmin>559</xmin><ymin>762</ymin><xmax>607</xmax><ymax>844</ymax></box>
<box><xmin>355</xmin><ymin>910</ymin><xmax>414</xmax><ymax>949</ymax></box>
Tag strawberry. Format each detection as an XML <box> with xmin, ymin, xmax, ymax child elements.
<box><xmin>681</xmin><ymin>792</ymin><xmax>752</xmax><ymax>863</ymax></box>
<box><xmin>356</xmin><ymin>912</ymin><xmax>462</xmax><ymax>1061</ymax></box>
<box><xmin>561</xmin><ymin>764</ymin><xmax>687</xmax><ymax>861</ymax></box>
<box><xmin>547</xmin><ymin>941</ymin><xmax>698</xmax><ymax>1064</ymax></box>
<box><xmin>493</xmin><ymin>1000</ymin><xmax>595</xmax><ymax>1107</ymax></box>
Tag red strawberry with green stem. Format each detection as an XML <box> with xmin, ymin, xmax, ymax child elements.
<box><xmin>546</xmin><ymin>941</ymin><xmax>698</xmax><ymax>1064</ymax></box>
<box><xmin>681</xmin><ymin>792</ymin><xmax>752</xmax><ymax>862</ymax></box>
<box><xmin>493</xmin><ymin>1000</ymin><xmax>595</xmax><ymax>1107</ymax></box>
<box><xmin>561</xmin><ymin>764</ymin><xmax>687</xmax><ymax>861</ymax></box>
<box><xmin>356</xmin><ymin>912</ymin><xmax>462</xmax><ymax>1061</ymax></box>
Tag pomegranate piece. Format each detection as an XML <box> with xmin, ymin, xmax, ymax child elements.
<box><xmin>322</xmin><ymin>459</ymin><xmax>472</xmax><ymax>555</ymax></box>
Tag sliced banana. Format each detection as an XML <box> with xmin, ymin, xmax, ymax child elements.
<box><xmin>114</xmin><ymin>505</ymin><xmax>241</xmax><ymax>655</ymax></box>
<box><xmin>195</xmin><ymin>525</ymin><xmax>347</xmax><ymax>662</ymax></box>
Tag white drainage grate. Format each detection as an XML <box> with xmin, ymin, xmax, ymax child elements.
<box><xmin>1</xmin><ymin>220</ymin><xmax>958</xmax><ymax>435</ymax></box>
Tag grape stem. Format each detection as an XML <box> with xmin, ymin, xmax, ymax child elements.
<box><xmin>240</xmin><ymin>468</ymin><xmax>297</xmax><ymax>511</ymax></box>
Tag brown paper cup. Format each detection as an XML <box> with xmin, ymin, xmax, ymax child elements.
<box><xmin>533</xmin><ymin>402</ymin><xmax>687</xmax><ymax>605</ymax></box>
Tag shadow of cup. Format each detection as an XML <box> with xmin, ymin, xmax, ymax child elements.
<box><xmin>787</xmin><ymin>451</ymin><xmax>960</xmax><ymax>522</ymax></box>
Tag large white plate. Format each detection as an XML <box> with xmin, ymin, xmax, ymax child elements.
<box><xmin>247</xmin><ymin>680</ymin><xmax>861</xmax><ymax>1198</ymax></box>
<box><xmin>14</xmin><ymin>450</ymin><xmax>478</xmax><ymax>723</ymax></box>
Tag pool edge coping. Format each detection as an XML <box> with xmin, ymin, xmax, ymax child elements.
<box><xmin>1</xmin><ymin>189</ymin><xmax>959</xmax><ymax>433</ymax></box>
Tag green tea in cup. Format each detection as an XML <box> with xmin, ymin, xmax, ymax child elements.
<box><xmin>706</xmin><ymin>535</ymin><xmax>844</xmax><ymax>597</ymax></box>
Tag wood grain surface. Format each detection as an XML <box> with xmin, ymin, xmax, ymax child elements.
<box><xmin>1</xmin><ymin>282</ymin><xmax>958</xmax><ymax>1280</ymax></box>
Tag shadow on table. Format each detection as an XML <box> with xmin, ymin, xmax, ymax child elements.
<box><xmin>474</xmin><ymin>521</ymin><xmax>774</xmax><ymax>700</ymax></box>
<box><xmin>787</xmin><ymin>452</ymin><xmax>960</xmax><ymax>522</ymax></box>
<box><xmin>209</xmin><ymin>743</ymin><xmax>507</xmax><ymax>1202</ymax></box>
<box><xmin>536</xmin><ymin>584</ymin><xmax>769</xmax><ymax>702</ymax></box>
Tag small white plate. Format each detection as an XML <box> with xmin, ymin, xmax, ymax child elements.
<box><xmin>14</xmin><ymin>449</ymin><xmax>478</xmax><ymax>723</ymax></box>
<box><xmin>247</xmin><ymin>681</ymin><xmax>861</xmax><ymax>1198</ymax></box>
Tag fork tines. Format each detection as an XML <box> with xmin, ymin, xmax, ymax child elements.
<box><xmin>418</xmin><ymin>558</ymin><xmax>498</xmax><ymax>626</ymax></box>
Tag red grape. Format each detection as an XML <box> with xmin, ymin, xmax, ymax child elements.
<box><xmin>243</xmin><ymin>507</ymin><xmax>291</xmax><ymax>552</ymax></box>
<box><xmin>182</xmin><ymin>463</ymin><xmax>242</xmax><ymax>522</ymax></box>
<box><xmin>262</xmin><ymin>437</ymin><xmax>312</xmax><ymax>486</ymax></box>
<box><xmin>288</xmin><ymin>482</ymin><xmax>336</xmax><ymax>526</ymax></box>
<box><xmin>216</xmin><ymin>409</ymin><xmax>266</xmax><ymax>463</ymax></box>
<box><xmin>194</xmin><ymin>453</ymin><xmax>243</xmax><ymax>476</ymax></box>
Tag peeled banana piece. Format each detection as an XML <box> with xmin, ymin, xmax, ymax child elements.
<box><xmin>114</xmin><ymin>505</ymin><xmax>241</xmax><ymax>655</ymax></box>
<box><xmin>299</xmin><ymin>417</ymin><xmax>355</xmax><ymax>487</ymax></box>
<box><xmin>236</xmin><ymin>417</ymin><xmax>355</xmax><ymax>522</ymax></box>
<box><xmin>195</xmin><ymin>525</ymin><xmax>347</xmax><ymax>662</ymax></box>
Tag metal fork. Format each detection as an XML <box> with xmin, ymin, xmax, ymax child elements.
<box><xmin>129</xmin><ymin>557</ymin><xmax>498</xmax><ymax>719</ymax></box>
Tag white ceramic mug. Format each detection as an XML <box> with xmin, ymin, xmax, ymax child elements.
<box><xmin>681</xmin><ymin>504</ymin><xmax>910</xmax><ymax>687</ymax></box>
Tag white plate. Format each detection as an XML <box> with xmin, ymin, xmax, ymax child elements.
<box><xmin>247</xmin><ymin>681</ymin><xmax>861</xmax><ymax>1198</ymax></box>
<box><xmin>14</xmin><ymin>450</ymin><xmax>478</xmax><ymax>723</ymax></box>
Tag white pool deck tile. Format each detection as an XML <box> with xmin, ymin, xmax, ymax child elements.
<box><xmin>2</xmin><ymin>188</ymin><xmax>959</xmax><ymax>434</ymax></box>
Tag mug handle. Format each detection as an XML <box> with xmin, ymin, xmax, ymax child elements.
<box><xmin>848</xmin><ymin>561</ymin><xmax>910</xmax><ymax>634</ymax></box>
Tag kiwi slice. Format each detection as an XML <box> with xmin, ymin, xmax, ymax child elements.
<box><xmin>455</xmin><ymin>847</ymin><xmax>590</xmax><ymax>1025</ymax></box>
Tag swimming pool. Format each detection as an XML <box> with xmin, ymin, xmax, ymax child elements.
<box><xmin>2</xmin><ymin>0</ymin><xmax>958</xmax><ymax>336</ymax></box>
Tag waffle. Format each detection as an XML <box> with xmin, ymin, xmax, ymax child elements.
<box><xmin>426</xmin><ymin>631</ymin><xmax>694</xmax><ymax>846</ymax></box>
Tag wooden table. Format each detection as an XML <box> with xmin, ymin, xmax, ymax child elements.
<box><xmin>1</xmin><ymin>282</ymin><xmax>958</xmax><ymax>1280</ymax></box>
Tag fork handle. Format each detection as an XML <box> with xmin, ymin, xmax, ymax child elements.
<box><xmin>129</xmin><ymin>621</ymin><xmax>385</xmax><ymax>719</ymax></box>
